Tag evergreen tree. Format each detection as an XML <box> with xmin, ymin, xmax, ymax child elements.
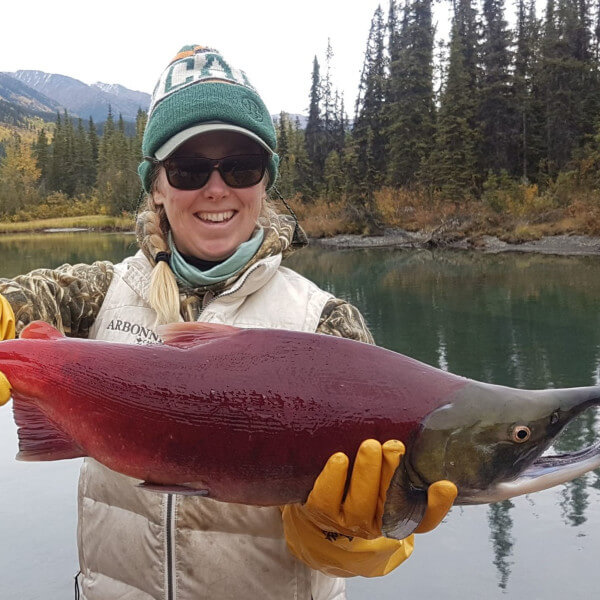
<box><xmin>46</xmin><ymin>109</ymin><xmax>77</xmax><ymax>196</ymax></box>
<box><xmin>386</xmin><ymin>0</ymin><xmax>436</xmax><ymax>186</ymax></box>
<box><xmin>479</xmin><ymin>0</ymin><xmax>518</xmax><ymax>176</ymax></box>
<box><xmin>73</xmin><ymin>118</ymin><xmax>95</xmax><ymax>194</ymax></box>
<box><xmin>353</xmin><ymin>5</ymin><xmax>388</xmax><ymax>187</ymax></box>
<box><xmin>33</xmin><ymin>129</ymin><xmax>50</xmax><ymax>192</ymax></box>
<box><xmin>426</xmin><ymin>0</ymin><xmax>480</xmax><ymax>200</ymax></box>
<box><xmin>275</xmin><ymin>112</ymin><xmax>294</xmax><ymax>197</ymax></box>
<box><xmin>62</xmin><ymin>111</ymin><xmax>76</xmax><ymax>196</ymax></box>
<box><xmin>514</xmin><ymin>0</ymin><xmax>542</xmax><ymax>181</ymax></box>
<box><xmin>277</xmin><ymin>111</ymin><xmax>290</xmax><ymax>164</ymax></box>
<box><xmin>535</xmin><ymin>0</ymin><xmax>597</xmax><ymax>177</ymax></box>
<box><xmin>323</xmin><ymin>149</ymin><xmax>344</xmax><ymax>200</ymax></box>
<box><xmin>322</xmin><ymin>39</ymin><xmax>335</xmax><ymax>148</ymax></box>
<box><xmin>110</xmin><ymin>113</ymin><xmax>139</xmax><ymax>213</ymax></box>
<box><xmin>305</xmin><ymin>56</ymin><xmax>325</xmax><ymax>189</ymax></box>
<box><xmin>333</xmin><ymin>91</ymin><xmax>347</xmax><ymax>156</ymax></box>
<box><xmin>133</xmin><ymin>109</ymin><xmax>147</xmax><ymax>163</ymax></box>
<box><xmin>48</xmin><ymin>111</ymin><xmax>63</xmax><ymax>192</ymax></box>
<box><xmin>291</xmin><ymin>116</ymin><xmax>315</xmax><ymax>198</ymax></box>
<box><xmin>88</xmin><ymin>117</ymin><xmax>99</xmax><ymax>166</ymax></box>
<box><xmin>97</xmin><ymin>106</ymin><xmax>118</xmax><ymax>212</ymax></box>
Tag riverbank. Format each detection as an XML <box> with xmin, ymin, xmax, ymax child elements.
<box><xmin>2</xmin><ymin>214</ymin><xmax>600</xmax><ymax>257</ymax></box>
<box><xmin>311</xmin><ymin>228</ymin><xmax>600</xmax><ymax>256</ymax></box>
<box><xmin>283</xmin><ymin>189</ymin><xmax>600</xmax><ymax>256</ymax></box>
<box><xmin>0</xmin><ymin>215</ymin><xmax>134</xmax><ymax>234</ymax></box>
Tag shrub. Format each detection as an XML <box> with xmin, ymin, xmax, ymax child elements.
<box><xmin>10</xmin><ymin>193</ymin><xmax>106</xmax><ymax>222</ymax></box>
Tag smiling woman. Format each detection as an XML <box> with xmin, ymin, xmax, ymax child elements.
<box><xmin>153</xmin><ymin>131</ymin><xmax>269</xmax><ymax>261</ymax></box>
<box><xmin>0</xmin><ymin>44</ymin><xmax>456</xmax><ymax>600</ymax></box>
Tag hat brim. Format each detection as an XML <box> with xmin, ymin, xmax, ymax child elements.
<box><xmin>154</xmin><ymin>123</ymin><xmax>274</xmax><ymax>160</ymax></box>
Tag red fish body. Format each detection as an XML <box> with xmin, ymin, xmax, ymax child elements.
<box><xmin>0</xmin><ymin>321</ymin><xmax>467</xmax><ymax>505</ymax></box>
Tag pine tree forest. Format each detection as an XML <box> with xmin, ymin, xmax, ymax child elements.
<box><xmin>2</xmin><ymin>0</ymin><xmax>600</xmax><ymax>238</ymax></box>
<box><xmin>0</xmin><ymin>108</ymin><xmax>146</xmax><ymax>221</ymax></box>
<box><xmin>278</xmin><ymin>0</ymin><xmax>600</xmax><ymax>238</ymax></box>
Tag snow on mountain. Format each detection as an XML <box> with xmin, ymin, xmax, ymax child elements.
<box><xmin>0</xmin><ymin>72</ymin><xmax>59</xmax><ymax>124</ymax></box>
<box><xmin>10</xmin><ymin>71</ymin><xmax>151</xmax><ymax>122</ymax></box>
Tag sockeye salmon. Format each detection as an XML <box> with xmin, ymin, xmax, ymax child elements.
<box><xmin>1</xmin><ymin>320</ymin><xmax>600</xmax><ymax>539</ymax></box>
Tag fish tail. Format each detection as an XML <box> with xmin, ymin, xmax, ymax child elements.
<box><xmin>13</xmin><ymin>394</ymin><xmax>85</xmax><ymax>461</ymax></box>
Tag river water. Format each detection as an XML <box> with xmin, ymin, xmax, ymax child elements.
<box><xmin>0</xmin><ymin>232</ymin><xmax>599</xmax><ymax>599</ymax></box>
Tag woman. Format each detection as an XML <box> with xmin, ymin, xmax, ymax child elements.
<box><xmin>0</xmin><ymin>45</ymin><xmax>456</xmax><ymax>599</ymax></box>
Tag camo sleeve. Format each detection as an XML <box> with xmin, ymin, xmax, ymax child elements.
<box><xmin>0</xmin><ymin>261</ymin><xmax>114</xmax><ymax>338</ymax></box>
<box><xmin>317</xmin><ymin>297</ymin><xmax>374</xmax><ymax>344</ymax></box>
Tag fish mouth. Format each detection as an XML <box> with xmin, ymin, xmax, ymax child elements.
<box><xmin>459</xmin><ymin>440</ymin><xmax>600</xmax><ymax>504</ymax></box>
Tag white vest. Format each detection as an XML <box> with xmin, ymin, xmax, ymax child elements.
<box><xmin>78</xmin><ymin>251</ymin><xmax>345</xmax><ymax>600</ymax></box>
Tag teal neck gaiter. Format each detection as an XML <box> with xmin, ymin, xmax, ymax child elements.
<box><xmin>167</xmin><ymin>228</ymin><xmax>264</xmax><ymax>286</ymax></box>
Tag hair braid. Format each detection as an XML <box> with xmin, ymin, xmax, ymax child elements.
<box><xmin>135</xmin><ymin>197</ymin><xmax>181</xmax><ymax>325</ymax></box>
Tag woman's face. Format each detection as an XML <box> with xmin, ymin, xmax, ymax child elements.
<box><xmin>153</xmin><ymin>131</ymin><xmax>266</xmax><ymax>262</ymax></box>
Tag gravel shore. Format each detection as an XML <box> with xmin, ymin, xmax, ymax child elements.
<box><xmin>311</xmin><ymin>229</ymin><xmax>600</xmax><ymax>256</ymax></box>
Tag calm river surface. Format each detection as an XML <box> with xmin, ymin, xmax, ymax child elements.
<box><xmin>0</xmin><ymin>232</ymin><xmax>599</xmax><ymax>599</ymax></box>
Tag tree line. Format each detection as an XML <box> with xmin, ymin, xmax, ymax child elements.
<box><xmin>276</xmin><ymin>0</ymin><xmax>600</xmax><ymax>227</ymax></box>
<box><xmin>0</xmin><ymin>107</ymin><xmax>146</xmax><ymax>218</ymax></box>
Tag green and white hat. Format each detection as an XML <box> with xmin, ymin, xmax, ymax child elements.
<box><xmin>139</xmin><ymin>45</ymin><xmax>279</xmax><ymax>191</ymax></box>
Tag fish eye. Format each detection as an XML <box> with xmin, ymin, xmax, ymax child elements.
<box><xmin>512</xmin><ymin>426</ymin><xmax>531</xmax><ymax>443</ymax></box>
<box><xmin>550</xmin><ymin>411</ymin><xmax>560</xmax><ymax>425</ymax></box>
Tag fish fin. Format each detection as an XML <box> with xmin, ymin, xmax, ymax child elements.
<box><xmin>19</xmin><ymin>321</ymin><xmax>64</xmax><ymax>341</ymax></box>
<box><xmin>382</xmin><ymin>463</ymin><xmax>428</xmax><ymax>540</ymax></box>
<box><xmin>138</xmin><ymin>482</ymin><xmax>210</xmax><ymax>496</ymax></box>
<box><xmin>13</xmin><ymin>394</ymin><xmax>85</xmax><ymax>461</ymax></box>
<box><xmin>157</xmin><ymin>322</ymin><xmax>242</xmax><ymax>349</ymax></box>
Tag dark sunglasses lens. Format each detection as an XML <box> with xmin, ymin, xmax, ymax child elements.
<box><xmin>165</xmin><ymin>158</ymin><xmax>212</xmax><ymax>190</ymax></box>
<box><xmin>220</xmin><ymin>155</ymin><xmax>266</xmax><ymax>188</ymax></box>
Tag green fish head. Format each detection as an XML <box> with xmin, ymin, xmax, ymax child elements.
<box><xmin>406</xmin><ymin>381</ymin><xmax>600</xmax><ymax>504</ymax></box>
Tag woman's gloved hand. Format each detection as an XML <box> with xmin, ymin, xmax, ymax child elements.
<box><xmin>0</xmin><ymin>370</ymin><xmax>11</xmax><ymax>406</ymax></box>
<box><xmin>0</xmin><ymin>294</ymin><xmax>15</xmax><ymax>407</ymax></box>
<box><xmin>281</xmin><ymin>439</ymin><xmax>457</xmax><ymax>577</ymax></box>
<box><xmin>0</xmin><ymin>293</ymin><xmax>16</xmax><ymax>341</ymax></box>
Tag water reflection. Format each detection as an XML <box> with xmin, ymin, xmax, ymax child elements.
<box><xmin>555</xmin><ymin>409</ymin><xmax>600</xmax><ymax>527</ymax></box>
<box><xmin>488</xmin><ymin>500</ymin><xmax>514</xmax><ymax>590</ymax></box>
<box><xmin>0</xmin><ymin>231</ymin><xmax>136</xmax><ymax>278</ymax></box>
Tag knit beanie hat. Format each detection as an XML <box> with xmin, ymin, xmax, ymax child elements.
<box><xmin>138</xmin><ymin>45</ymin><xmax>279</xmax><ymax>192</ymax></box>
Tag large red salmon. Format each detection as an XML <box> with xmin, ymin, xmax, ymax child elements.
<box><xmin>1</xmin><ymin>320</ymin><xmax>599</xmax><ymax>539</ymax></box>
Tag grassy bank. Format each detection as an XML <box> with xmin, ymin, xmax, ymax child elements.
<box><xmin>0</xmin><ymin>215</ymin><xmax>134</xmax><ymax>234</ymax></box>
<box><xmin>287</xmin><ymin>187</ymin><xmax>600</xmax><ymax>243</ymax></box>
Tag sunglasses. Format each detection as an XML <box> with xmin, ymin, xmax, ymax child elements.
<box><xmin>146</xmin><ymin>154</ymin><xmax>268</xmax><ymax>190</ymax></box>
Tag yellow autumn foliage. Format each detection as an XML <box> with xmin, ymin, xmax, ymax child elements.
<box><xmin>0</xmin><ymin>135</ymin><xmax>41</xmax><ymax>216</ymax></box>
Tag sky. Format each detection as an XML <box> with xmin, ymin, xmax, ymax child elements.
<box><xmin>0</xmin><ymin>0</ymin><xmax>454</xmax><ymax>116</ymax></box>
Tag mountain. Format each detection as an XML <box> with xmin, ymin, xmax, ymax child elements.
<box><xmin>273</xmin><ymin>113</ymin><xmax>308</xmax><ymax>129</ymax></box>
<box><xmin>0</xmin><ymin>72</ymin><xmax>59</xmax><ymax>125</ymax></box>
<box><xmin>92</xmin><ymin>81</ymin><xmax>150</xmax><ymax>110</ymax></box>
<box><xmin>8</xmin><ymin>70</ymin><xmax>151</xmax><ymax>122</ymax></box>
<box><xmin>2</xmin><ymin>68</ymin><xmax>308</xmax><ymax>130</ymax></box>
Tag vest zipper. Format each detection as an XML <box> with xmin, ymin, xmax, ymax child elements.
<box><xmin>165</xmin><ymin>494</ymin><xmax>176</xmax><ymax>600</ymax></box>
<box><xmin>200</xmin><ymin>263</ymin><xmax>263</xmax><ymax>315</ymax></box>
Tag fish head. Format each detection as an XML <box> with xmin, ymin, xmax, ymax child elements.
<box><xmin>382</xmin><ymin>382</ymin><xmax>600</xmax><ymax>540</ymax></box>
<box><xmin>408</xmin><ymin>382</ymin><xmax>600</xmax><ymax>503</ymax></box>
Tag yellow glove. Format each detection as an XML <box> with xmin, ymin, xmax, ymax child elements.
<box><xmin>0</xmin><ymin>293</ymin><xmax>16</xmax><ymax>341</ymax></box>
<box><xmin>281</xmin><ymin>439</ymin><xmax>457</xmax><ymax>577</ymax></box>
<box><xmin>0</xmin><ymin>294</ymin><xmax>15</xmax><ymax>408</ymax></box>
<box><xmin>0</xmin><ymin>370</ymin><xmax>11</xmax><ymax>406</ymax></box>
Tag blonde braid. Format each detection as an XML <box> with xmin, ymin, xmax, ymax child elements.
<box><xmin>135</xmin><ymin>198</ymin><xmax>181</xmax><ymax>325</ymax></box>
